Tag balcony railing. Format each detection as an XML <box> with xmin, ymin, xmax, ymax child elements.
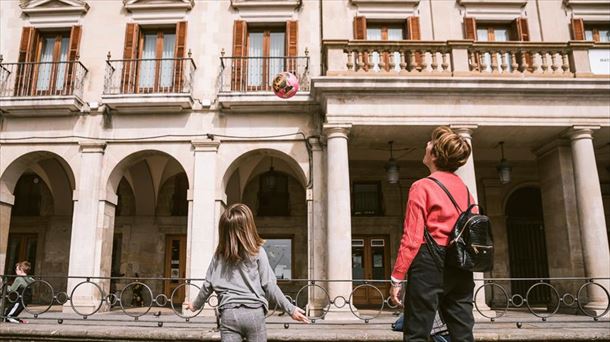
<box><xmin>324</xmin><ymin>40</ymin><xmax>609</xmax><ymax>77</ymax></box>
<box><xmin>0</xmin><ymin>59</ymin><xmax>88</xmax><ymax>98</ymax></box>
<box><xmin>220</xmin><ymin>52</ymin><xmax>310</xmax><ymax>93</ymax></box>
<box><xmin>103</xmin><ymin>54</ymin><xmax>196</xmax><ymax>95</ymax></box>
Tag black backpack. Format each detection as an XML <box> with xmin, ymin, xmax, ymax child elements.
<box><xmin>428</xmin><ymin>177</ymin><xmax>494</xmax><ymax>273</ymax></box>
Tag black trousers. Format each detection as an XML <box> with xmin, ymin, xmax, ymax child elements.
<box><xmin>403</xmin><ymin>245</ymin><xmax>475</xmax><ymax>342</ymax></box>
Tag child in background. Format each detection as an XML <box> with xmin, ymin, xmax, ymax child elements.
<box><xmin>186</xmin><ymin>203</ymin><xmax>309</xmax><ymax>341</ymax></box>
<box><xmin>4</xmin><ymin>261</ymin><xmax>34</xmax><ymax>323</ymax></box>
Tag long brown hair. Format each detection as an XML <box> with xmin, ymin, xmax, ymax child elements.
<box><xmin>215</xmin><ymin>203</ymin><xmax>265</xmax><ymax>264</ymax></box>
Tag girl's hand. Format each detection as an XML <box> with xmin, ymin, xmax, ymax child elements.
<box><xmin>389</xmin><ymin>285</ymin><xmax>402</xmax><ymax>306</ymax></box>
<box><xmin>185</xmin><ymin>301</ymin><xmax>196</xmax><ymax>312</ymax></box>
<box><xmin>290</xmin><ymin>307</ymin><xmax>311</xmax><ymax>323</ymax></box>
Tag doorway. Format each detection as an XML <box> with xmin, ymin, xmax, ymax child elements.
<box><xmin>164</xmin><ymin>234</ymin><xmax>186</xmax><ymax>304</ymax></box>
<box><xmin>4</xmin><ymin>234</ymin><xmax>38</xmax><ymax>276</ymax></box>
<box><xmin>506</xmin><ymin>187</ymin><xmax>550</xmax><ymax>305</ymax></box>
<box><xmin>351</xmin><ymin>235</ymin><xmax>390</xmax><ymax>307</ymax></box>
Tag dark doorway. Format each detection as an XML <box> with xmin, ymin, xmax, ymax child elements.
<box><xmin>506</xmin><ymin>187</ymin><xmax>550</xmax><ymax>305</ymax></box>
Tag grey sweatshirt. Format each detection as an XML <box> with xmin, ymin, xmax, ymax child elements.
<box><xmin>192</xmin><ymin>247</ymin><xmax>296</xmax><ymax>315</ymax></box>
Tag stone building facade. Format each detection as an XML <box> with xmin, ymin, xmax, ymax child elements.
<box><xmin>0</xmin><ymin>0</ymin><xmax>609</xmax><ymax>315</ymax></box>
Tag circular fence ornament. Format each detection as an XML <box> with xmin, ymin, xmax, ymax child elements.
<box><xmin>272</xmin><ymin>72</ymin><xmax>299</xmax><ymax>99</ymax></box>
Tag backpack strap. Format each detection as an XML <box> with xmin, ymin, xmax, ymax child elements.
<box><xmin>427</xmin><ymin>177</ymin><xmax>462</xmax><ymax>213</ymax></box>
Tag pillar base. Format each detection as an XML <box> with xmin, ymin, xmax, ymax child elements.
<box><xmin>323</xmin><ymin>307</ymin><xmax>360</xmax><ymax>321</ymax></box>
<box><xmin>583</xmin><ymin>302</ymin><xmax>610</xmax><ymax>319</ymax></box>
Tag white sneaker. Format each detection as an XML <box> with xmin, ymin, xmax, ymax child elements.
<box><xmin>6</xmin><ymin>317</ymin><xmax>20</xmax><ymax>324</ymax></box>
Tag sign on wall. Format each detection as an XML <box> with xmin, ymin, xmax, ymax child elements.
<box><xmin>589</xmin><ymin>49</ymin><xmax>610</xmax><ymax>75</ymax></box>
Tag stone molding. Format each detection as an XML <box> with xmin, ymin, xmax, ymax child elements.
<box><xmin>123</xmin><ymin>0</ymin><xmax>193</xmax><ymax>23</ymax></box>
<box><xmin>351</xmin><ymin>0</ymin><xmax>420</xmax><ymax>18</ymax></box>
<box><xmin>20</xmin><ymin>0</ymin><xmax>89</xmax><ymax>27</ymax></box>
<box><xmin>192</xmin><ymin>140</ymin><xmax>220</xmax><ymax>152</ymax></box>
<box><xmin>564</xmin><ymin>0</ymin><xmax>610</xmax><ymax>22</ymax></box>
<box><xmin>566</xmin><ymin>126</ymin><xmax>601</xmax><ymax>141</ymax></box>
<box><xmin>458</xmin><ymin>0</ymin><xmax>526</xmax><ymax>21</ymax></box>
<box><xmin>450</xmin><ymin>124</ymin><xmax>478</xmax><ymax>138</ymax></box>
<box><xmin>323</xmin><ymin>124</ymin><xmax>352</xmax><ymax>140</ymax></box>
<box><xmin>231</xmin><ymin>0</ymin><xmax>301</xmax><ymax>21</ymax></box>
<box><xmin>79</xmin><ymin>141</ymin><xmax>106</xmax><ymax>153</ymax></box>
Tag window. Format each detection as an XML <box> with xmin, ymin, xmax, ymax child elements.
<box><xmin>262</xmin><ymin>238</ymin><xmax>292</xmax><ymax>280</ymax></box>
<box><xmin>367</xmin><ymin>24</ymin><xmax>404</xmax><ymax>72</ymax></box>
<box><xmin>585</xmin><ymin>24</ymin><xmax>610</xmax><ymax>42</ymax></box>
<box><xmin>352</xmin><ymin>182</ymin><xmax>382</xmax><ymax>216</ymax></box>
<box><xmin>36</xmin><ymin>32</ymin><xmax>70</xmax><ymax>94</ymax></box>
<box><xmin>476</xmin><ymin>24</ymin><xmax>513</xmax><ymax>72</ymax></box>
<box><xmin>121</xmin><ymin>22</ymin><xmax>187</xmax><ymax>94</ymax></box>
<box><xmin>247</xmin><ymin>28</ymin><xmax>285</xmax><ymax>89</ymax></box>
<box><xmin>258</xmin><ymin>168</ymin><xmax>290</xmax><ymax>216</ymax></box>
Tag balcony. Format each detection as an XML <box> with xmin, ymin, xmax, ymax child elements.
<box><xmin>218</xmin><ymin>53</ymin><xmax>313</xmax><ymax>113</ymax></box>
<box><xmin>102</xmin><ymin>54</ymin><xmax>196</xmax><ymax>113</ymax></box>
<box><xmin>323</xmin><ymin>40</ymin><xmax>610</xmax><ymax>77</ymax></box>
<box><xmin>0</xmin><ymin>59</ymin><xmax>88</xmax><ymax>116</ymax></box>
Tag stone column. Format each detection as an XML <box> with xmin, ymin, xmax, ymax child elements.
<box><xmin>567</xmin><ymin>127</ymin><xmax>610</xmax><ymax>313</ymax></box>
<box><xmin>186</xmin><ymin>140</ymin><xmax>220</xmax><ymax>306</ymax></box>
<box><xmin>308</xmin><ymin>138</ymin><xmax>328</xmax><ymax>315</ymax></box>
<box><xmin>323</xmin><ymin>124</ymin><xmax>355</xmax><ymax>320</ymax></box>
<box><xmin>451</xmin><ymin>125</ymin><xmax>492</xmax><ymax>316</ymax></box>
<box><xmin>66</xmin><ymin>141</ymin><xmax>107</xmax><ymax>313</ymax></box>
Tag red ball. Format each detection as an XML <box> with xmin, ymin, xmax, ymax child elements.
<box><xmin>272</xmin><ymin>72</ymin><xmax>299</xmax><ymax>99</ymax></box>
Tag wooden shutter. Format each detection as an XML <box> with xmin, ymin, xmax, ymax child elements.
<box><xmin>121</xmin><ymin>23</ymin><xmax>140</xmax><ymax>93</ymax></box>
<box><xmin>15</xmin><ymin>27</ymin><xmax>39</xmax><ymax>96</ymax></box>
<box><xmin>353</xmin><ymin>16</ymin><xmax>367</xmax><ymax>39</ymax></box>
<box><xmin>174</xmin><ymin>21</ymin><xmax>187</xmax><ymax>91</ymax></box>
<box><xmin>406</xmin><ymin>16</ymin><xmax>423</xmax><ymax>68</ymax></box>
<box><xmin>514</xmin><ymin>18</ymin><xmax>529</xmax><ymax>41</ymax></box>
<box><xmin>64</xmin><ymin>26</ymin><xmax>82</xmax><ymax>94</ymax></box>
<box><xmin>570</xmin><ymin>18</ymin><xmax>585</xmax><ymax>40</ymax></box>
<box><xmin>286</xmin><ymin>20</ymin><xmax>298</xmax><ymax>73</ymax></box>
<box><xmin>231</xmin><ymin>20</ymin><xmax>247</xmax><ymax>91</ymax></box>
<box><xmin>464</xmin><ymin>17</ymin><xmax>477</xmax><ymax>40</ymax></box>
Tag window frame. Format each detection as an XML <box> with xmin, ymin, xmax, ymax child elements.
<box><xmin>137</xmin><ymin>28</ymin><xmax>177</xmax><ymax>93</ymax></box>
<box><xmin>246</xmin><ymin>26</ymin><xmax>287</xmax><ymax>90</ymax></box>
<box><xmin>584</xmin><ymin>24</ymin><xmax>610</xmax><ymax>42</ymax></box>
<box><xmin>261</xmin><ymin>235</ymin><xmax>295</xmax><ymax>283</ymax></box>
<box><xmin>33</xmin><ymin>30</ymin><xmax>70</xmax><ymax>95</ymax></box>
<box><xmin>351</xmin><ymin>181</ymin><xmax>383</xmax><ymax>216</ymax></box>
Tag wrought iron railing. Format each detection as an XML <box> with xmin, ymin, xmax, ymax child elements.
<box><xmin>1</xmin><ymin>275</ymin><xmax>607</xmax><ymax>328</ymax></box>
<box><xmin>0</xmin><ymin>58</ymin><xmax>88</xmax><ymax>98</ymax></box>
<box><xmin>103</xmin><ymin>53</ymin><xmax>196</xmax><ymax>95</ymax></box>
<box><xmin>219</xmin><ymin>52</ymin><xmax>310</xmax><ymax>93</ymax></box>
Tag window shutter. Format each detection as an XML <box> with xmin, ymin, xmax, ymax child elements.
<box><xmin>174</xmin><ymin>21</ymin><xmax>188</xmax><ymax>91</ymax></box>
<box><xmin>406</xmin><ymin>16</ymin><xmax>421</xmax><ymax>40</ymax></box>
<box><xmin>232</xmin><ymin>20</ymin><xmax>247</xmax><ymax>91</ymax></box>
<box><xmin>64</xmin><ymin>25</ymin><xmax>82</xmax><ymax>94</ymax></box>
<box><xmin>121</xmin><ymin>23</ymin><xmax>140</xmax><ymax>93</ymax></box>
<box><xmin>463</xmin><ymin>17</ymin><xmax>477</xmax><ymax>40</ymax></box>
<box><xmin>353</xmin><ymin>16</ymin><xmax>367</xmax><ymax>39</ymax></box>
<box><xmin>16</xmin><ymin>27</ymin><xmax>39</xmax><ymax>96</ymax></box>
<box><xmin>406</xmin><ymin>16</ymin><xmax>423</xmax><ymax>69</ymax></box>
<box><xmin>286</xmin><ymin>20</ymin><xmax>298</xmax><ymax>73</ymax></box>
<box><xmin>514</xmin><ymin>18</ymin><xmax>529</xmax><ymax>41</ymax></box>
<box><xmin>570</xmin><ymin>18</ymin><xmax>585</xmax><ymax>40</ymax></box>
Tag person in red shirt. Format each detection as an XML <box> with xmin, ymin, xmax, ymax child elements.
<box><xmin>389</xmin><ymin>126</ymin><xmax>475</xmax><ymax>342</ymax></box>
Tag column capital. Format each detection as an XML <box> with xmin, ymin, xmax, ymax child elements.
<box><xmin>309</xmin><ymin>136</ymin><xmax>324</xmax><ymax>151</ymax></box>
<box><xmin>323</xmin><ymin>124</ymin><xmax>351</xmax><ymax>139</ymax></box>
<box><xmin>566</xmin><ymin>126</ymin><xmax>600</xmax><ymax>141</ymax></box>
<box><xmin>192</xmin><ymin>139</ymin><xmax>220</xmax><ymax>152</ymax></box>
<box><xmin>79</xmin><ymin>140</ymin><xmax>106</xmax><ymax>153</ymax></box>
<box><xmin>450</xmin><ymin>124</ymin><xmax>478</xmax><ymax>138</ymax></box>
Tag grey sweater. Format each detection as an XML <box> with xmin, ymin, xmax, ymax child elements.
<box><xmin>192</xmin><ymin>247</ymin><xmax>296</xmax><ymax>315</ymax></box>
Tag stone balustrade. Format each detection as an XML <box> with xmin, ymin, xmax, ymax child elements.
<box><xmin>323</xmin><ymin>40</ymin><xmax>608</xmax><ymax>78</ymax></box>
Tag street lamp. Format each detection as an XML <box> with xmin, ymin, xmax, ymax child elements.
<box><xmin>496</xmin><ymin>141</ymin><xmax>512</xmax><ymax>184</ymax></box>
<box><xmin>385</xmin><ymin>141</ymin><xmax>400</xmax><ymax>184</ymax></box>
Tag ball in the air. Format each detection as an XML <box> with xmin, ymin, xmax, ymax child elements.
<box><xmin>272</xmin><ymin>72</ymin><xmax>299</xmax><ymax>99</ymax></box>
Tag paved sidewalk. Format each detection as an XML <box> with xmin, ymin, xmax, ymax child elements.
<box><xmin>1</xmin><ymin>309</ymin><xmax>608</xmax><ymax>341</ymax></box>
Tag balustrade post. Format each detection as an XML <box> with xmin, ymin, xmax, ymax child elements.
<box><xmin>447</xmin><ymin>40</ymin><xmax>473</xmax><ymax>76</ymax></box>
<box><xmin>568</xmin><ymin>41</ymin><xmax>594</xmax><ymax>77</ymax></box>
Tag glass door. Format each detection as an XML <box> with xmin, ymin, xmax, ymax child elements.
<box><xmin>351</xmin><ymin>235</ymin><xmax>389</xmax><ymax>307</ymax></box>
<box><xmin>164</xmin><ymin>234</ymin><xmax>186</xmax><ymax>304</ymax></box>
<box><xmin>4</xmin><ymin>234</ymin><xmax>37</xmax><ymax>276</ymax></box>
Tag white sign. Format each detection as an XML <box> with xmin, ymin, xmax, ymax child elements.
<box><xmin>589</xmin><ymin>49</ymin><xmax>610</xmax><ymax>75</ymax></box>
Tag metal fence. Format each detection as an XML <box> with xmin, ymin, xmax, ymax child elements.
<box><xmin>219</xmin><ymin>55</ymin><xmax>310</xmax><ymax>93</ymax></box>
<box><xmin>103</xmin><ymin>56</ymin><xmax>196</xmax><ymax>95</ymax></box>
<box><xmin>0</xmin><ymin>60</ymin><xmax>88</xmax><ymax>98</ymax></box>
<box><xmin>0</xmin><ymin>275</ymin><xmax>608</xmax><ymax>328</ymax></box>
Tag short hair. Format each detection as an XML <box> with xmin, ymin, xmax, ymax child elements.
<box><xmin>430</xmin><ymin>126</ymin><xmax>471</xmax><ymax>172</ymax></box>
<box><xmin>16</xmin><ymin>261</ymin><xmax>31</xmax><ymax>275</ymax></box>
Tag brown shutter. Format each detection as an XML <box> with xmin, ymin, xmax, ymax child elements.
<box><xmin>174</xmin><ymin>21</ymin><xmax>187</xmax><ymax>91</ymax></box>
<box><xmin>286</xmin><ymin>20</ymin><xmax>298</xmax><ymax>73</ymax></box>
<box><xmin>232</xmin><ymin>20</ymin><xmax>247</xmax><ymax>91</ymax></box>
<box><xmin>353</xmin><ymin>16</ymin><xmax>367</xmax><ymax>39</ymax></box>
<box><xmin>121</xmin><ymin>23</ymin><xmax>140</xmax><ymax>93</ymax></box>
<box><xmin>464</xmin><ymin>17</ymin><xmax>477</xmax><ymax>40</ymax></box>
<box><xmin>406</xmin><ymin>16</ymin><xmax>421</xmax><ymax>40</ymax></box>
<box><xmin>514</xmin><ymin>18</ymin><xmax>529</xmax><ymax>41</ymax></box>
<box><xmin>406</xmin><ymin>16</ymin><xmax>423</xmax><ymax>68</ymax></box>
<box><xmin>64</xmin><ymin>25</ymin><xmax>82</xmax><ymax>94</ymax></box>
<box><xmin>571</xmin><ymin>18</ymin><xmax>585</xmax><ymax>40</ymax></box>
<box><xmin>16</xmin><ymin>27</ymin><xmax>39</xmax><ymax>96</ymax></box>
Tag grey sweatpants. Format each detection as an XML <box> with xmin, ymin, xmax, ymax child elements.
<box><xmin>219</xmin><ymin>307</ymin><xmax>267</xmax><ymax>342</ymax></box>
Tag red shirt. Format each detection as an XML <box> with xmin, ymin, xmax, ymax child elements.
<box><xmin>391</xmin><ymin>171</ymin><xmax>474</xmax><ymax>281</ymax></box>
